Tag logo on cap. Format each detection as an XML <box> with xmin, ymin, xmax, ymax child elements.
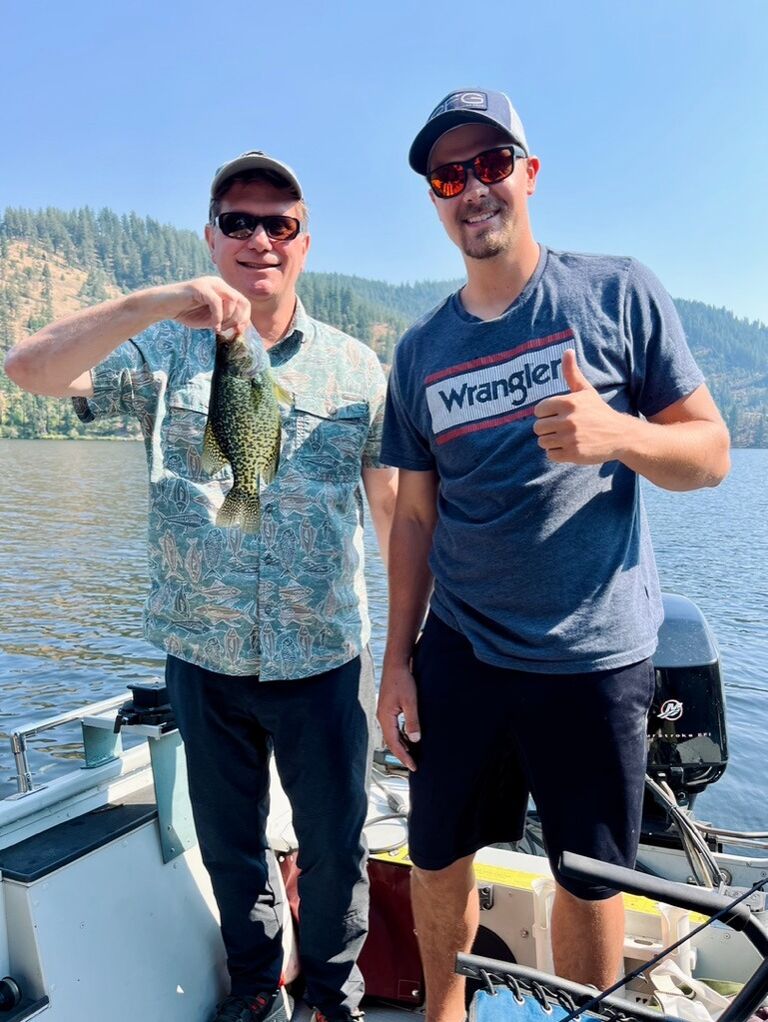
<box><xmin>430</xmin><ymin>91</ymin><xmax>488</xmax><ymax>119</ymax></box>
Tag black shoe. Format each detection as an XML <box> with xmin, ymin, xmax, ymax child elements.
<box><xmin>212</xmin><ymin>988</ymin><xmax>293</xmax><ymax>1022</ymax></box>
<box><xmin>310</xmin><ymin>1010</ymin><xmax>364</xmax><ymax>1022</ymax></box>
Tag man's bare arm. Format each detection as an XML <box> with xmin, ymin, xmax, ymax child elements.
<box><xmin>362</xmin><ymin>465</ymin><xmax>398</xmax><ymax>567</ymax></box>
<box><xmin>533</xmin><ymin>350</ymin><xmax>730</xmax><ymax>491</ymax></box>
<box><xmin>377</xmin><ymin>468</ymin><xmax>438</xmax><ymax>771</ymax></box>
<box><xmin>3</xmin><ymin>276</ymin><xmax>251</xmax><ymax>398</ymax></box>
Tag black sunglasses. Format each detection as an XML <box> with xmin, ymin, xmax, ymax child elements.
<box><xmin>214</xmin><ymin>211</ymin><xmax>302</xmax><ymax>241</ymax></box>
<box><xmin>427</xmin><ymin>145</ymin><xmax>527</xmax><ymax>199</ymax></box>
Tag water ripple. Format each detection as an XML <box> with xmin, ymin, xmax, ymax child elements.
<box><xmin>0</xmin><ymin>441</ymin><xmax>766</xmax><ymax>832</ymax></box>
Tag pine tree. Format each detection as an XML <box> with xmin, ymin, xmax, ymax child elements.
<box><xmin>41</xmin><ymin>262</ymin><xmax>54</xmax><ymax>322</ymax></box>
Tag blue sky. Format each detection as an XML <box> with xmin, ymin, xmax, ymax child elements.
<box><xmin>1</xmin><ymin>0</ymin><xmax>766</xmax><ymax>323</ymax></box>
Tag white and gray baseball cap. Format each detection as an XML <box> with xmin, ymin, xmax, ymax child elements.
<box><xmin>210</xmin><ymin>150</ymin><xmax>303</xmax><ymax>200</ymax></box>
<box><xmin>409</xmin><ymin>89</ymin><xmax>529</xmax><ymax>175</ymax></box>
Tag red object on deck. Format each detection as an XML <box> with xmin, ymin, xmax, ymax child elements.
<box><xmin>278</xmin><ymin>853</ymin><xmax>424</xmax><ymax>1006</ymax></box>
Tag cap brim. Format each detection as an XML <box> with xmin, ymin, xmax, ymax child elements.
<box><xmin>211</xmin><ymin>155</ymin><xmax>303</xmax><ymax>199</ymax></box>
<box><xmin>408</xmin><ymin>111</ymin><xmax>526</xmax><ymax>175</ymax></box>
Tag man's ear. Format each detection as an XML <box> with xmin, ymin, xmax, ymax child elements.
<box><xmin>204</xmin><ymin>223</ymin><xmax>216</xmax><ymax>259</ymax></box>
<box><xmin>298</xmin><ymin>231</ymin><xmax>311</xmax><ymax>269</ymax></box>
<box><xmin>525</xmin><ymin>156</ymin><xmax>541</xmax><ymax>197</ymax></box>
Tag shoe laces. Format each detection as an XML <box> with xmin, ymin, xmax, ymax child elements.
<box><xmin>216</xmin><ymin>993</ymin><xmax>270</xmax><ymax>1022</ymax></box>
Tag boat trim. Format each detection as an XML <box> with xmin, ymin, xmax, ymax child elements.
<box><xmin>9</xmin><ymin>694</ymin><xmax>127</xmax><ymax>795</ymax></box>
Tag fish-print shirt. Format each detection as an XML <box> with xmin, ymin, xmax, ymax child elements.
<box><xmin>74</xmin><ymin>300</ymin><xmax>387</xmax><ymax>680</ymax></box>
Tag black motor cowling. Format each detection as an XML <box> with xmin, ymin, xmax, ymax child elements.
<box><xmin>646</xmin><ymin>592</ymin><xmax>728</xmax><ymax>812</ymax></box>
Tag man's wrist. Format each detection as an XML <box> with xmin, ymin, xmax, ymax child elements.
<box><xmin>613</xmin><ymin>413</ymin><xmax>647</xmax><ymax>465</ymax></box>
<box><xmin>123</xmin><ymin>285</ymin><xmax>177</xmax><ymax>324</ymax></box>
<box><xmin>382</xmin><ymin>648</ymin><xmax>414</xmax><ymax>671</ymax></box>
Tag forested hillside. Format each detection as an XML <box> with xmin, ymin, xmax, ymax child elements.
<box><xmin>1</xmin><ymin>207</ymin><xmax>766</xmax><ymax>445</ymax></box>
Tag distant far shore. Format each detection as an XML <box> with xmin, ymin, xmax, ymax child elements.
<box><xmin>0</xmin><ymin>436</ymin><xmax>763</xmax><ymax>451</ymax></box>
<box><xmin>0</xmin><ymin>434</ymin><xmax>140</xmax><ymax>442</ymax></box>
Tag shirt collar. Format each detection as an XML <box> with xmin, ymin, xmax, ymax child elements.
<box><xmin>284</xmin><ymin>297</ymin><xmax>313</xmax><ymax>344</ymax></box>
<box><xmin>267</xmin><ymin>297</ymin><xmax>314</xmax><ymax>365</ymax></box>
<box><xmin>289</xmin><ymin>297</ymin><xmax>312</xmax><ymax>343</ymax></box>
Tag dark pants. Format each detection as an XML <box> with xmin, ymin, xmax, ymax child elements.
<box><xmin>165</xmin><ymin>650</ymin><xmax>375</xmax><ymax>1015</ymax></box>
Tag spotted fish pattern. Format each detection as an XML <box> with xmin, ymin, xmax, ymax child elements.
<box><xmin>74</xmin><ymin>301</ymin><xmax>387</xmax><ymax>680</ymax></box>
<box><xmin>203</xmin><ymin>330</ymin><xmax>283</xmax><ymax>533</ymax></box>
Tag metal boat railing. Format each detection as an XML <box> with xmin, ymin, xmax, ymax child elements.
<box><xmin>9</xmin><ymin>693</ymin><xmax>127</xmax><ymax>794</ymax></box>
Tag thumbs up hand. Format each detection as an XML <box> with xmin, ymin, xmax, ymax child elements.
<box><xmin>561</xmin><ymin>348</ymin><xmax>592</xmax><ymax>393</ymax></box>
<box><xmin>533</xmin><ymin>349</ymin><xmax>626</xmax><ymax>465</ymax></box>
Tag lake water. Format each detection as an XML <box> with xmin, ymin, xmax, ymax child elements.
<box><xmin>1</xmin><ymin>440</ymin><xmax>766</xmax><ymax>831</ymax></box>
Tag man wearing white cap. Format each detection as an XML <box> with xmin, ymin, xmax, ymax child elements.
<box><xmin>377</xmin><ymin>89</ymin><xmax>729</xmax><ymax>1014</ymax></box>
<box><xmin>6</xmin><ymin>151</ymin><xmax>397</xmax><ymax>1022</ymax></box>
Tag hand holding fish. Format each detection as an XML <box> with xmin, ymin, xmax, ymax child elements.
<box><xmin>145</xmin><ymin>276</ymin><xmax>251</xmax><ymax>337</ymax></box>
<box><xmin>533</xmin><ymin>349</ymin><xmax>626</xmax><ymax>464</ymax></box>
<box><xmin>5</xmin><ymin>276</ymin><xmax>251</xmax><ymax>399</ymax></box>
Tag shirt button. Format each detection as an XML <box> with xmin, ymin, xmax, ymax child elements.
<box><xmin>264</xmin><ymin>553</ymin><xmax>275</xmax><ymax>565</ymax></box>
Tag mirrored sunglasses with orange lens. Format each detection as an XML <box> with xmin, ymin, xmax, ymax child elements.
<box><xmin>427</xmin><ymin>145</ymin><xmax>527</xmax><ymax>199</ymax></box>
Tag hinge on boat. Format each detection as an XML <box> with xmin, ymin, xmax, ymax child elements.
<box><xmin>479</xmin><ymin>884</ymin><xmax>494</xmax><ymax>910</ymax></box>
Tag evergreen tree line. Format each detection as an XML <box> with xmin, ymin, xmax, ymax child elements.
<box><xmin>675</xmin><ymin>298</ymin><xmax>767</xmax><ymax>374</ymax></box>
<box><xmin>0</xmin><ymin>207</ymin><xmax>766</xmax><ymax>444</ymax></box>
<box><xmin>2</xmin><ymin>207</ymin><xmax>211</xmax><ymax>292</ymax></box>
<box><xmin>300</xmin><ymin>271</ymin><xmax>464</xmax><ymax>323</ymax></box>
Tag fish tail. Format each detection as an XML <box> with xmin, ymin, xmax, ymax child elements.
<box><xmin>216</xmin><ymin>488</ymin><xmax>261</xmax><ymax>534</ymax></box>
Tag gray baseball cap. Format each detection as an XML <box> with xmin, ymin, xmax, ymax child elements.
<box><xmin>409</xmin><ymin>89</ymin><xmax>529</xmax><ymax>175</ymax></box>
<box><xmin>210</xmin><ymin>150</ymin><xmax>303</xmax><ymax>200</ymax></box>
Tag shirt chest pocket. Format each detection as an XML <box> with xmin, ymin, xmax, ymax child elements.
<box><xmin>292</xmin><ymin>398</ymin><xmax>369</xmax><ymax>482</ymax></box>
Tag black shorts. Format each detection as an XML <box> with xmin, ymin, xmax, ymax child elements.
<box><xmin>407</xmin><ymin>612</ymin><xmax>656</xmax><ymax>900</ymax></box>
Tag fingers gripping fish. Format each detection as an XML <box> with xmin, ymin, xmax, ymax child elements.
<box><xmin>202</xmin><ymin>328</ymin><xmax>289</xmax><ymax>534</ymax></box>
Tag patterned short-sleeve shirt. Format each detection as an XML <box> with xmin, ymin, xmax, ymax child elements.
<box><xmin>75</xmin><ymin>300</ymin><xmax>387</xmax><ymax>680</ymax></box>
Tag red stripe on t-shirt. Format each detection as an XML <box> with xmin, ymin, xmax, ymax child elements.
<box><xmin>424</xmin><ymin>329</ymin><xmax>574</xmax><ymax>386</ymax></box>
<box><xmin>435</xmin><ymin>406</ymin><xmax>536</xmax><ymax>445</ymax></box>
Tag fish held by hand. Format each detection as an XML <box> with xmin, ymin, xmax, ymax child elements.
<box><xmin>202</xmin><ymin>330</ymin><xmax>288</xmax><ymax>534</ymax></box>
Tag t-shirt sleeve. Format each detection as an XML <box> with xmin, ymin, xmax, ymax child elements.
<box><xmin>381</xmin><ymin>347</ymin><xmax>435</xmax><ymax>471</ymax></box>
<box><xmin>72</xmin><ymin>340</ymin><xmax>149</xmax><ymax>423</ymax></box>
<box><xmin>623</xmin><ymin>260</ymin><xmax>705</xmax><ymax>418</ymax></box>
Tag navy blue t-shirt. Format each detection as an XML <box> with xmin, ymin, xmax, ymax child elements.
<box><xmin>381</xmin><ymin>246</ymin><xmax>705</xmax><ymax>673</ymax></box>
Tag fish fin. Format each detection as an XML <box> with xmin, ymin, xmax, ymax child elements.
<box><xmin>273</xmin><ymin>382</ymin><xmax>292</xmax><ymax>407</ymax></box>
<box><xmin>259</xmin><ymin>420</ymin><xmax>281</xmax><ymax>486</ymax></box>
<box><xmin>261</xmin><ymin>451</ymin><xmax>279</xmax><ymax>486</ymax></box>
<box><xmin>216</xmin><ymin>488</ymin><xmax>261</xmax><ymax>534</ymax></box>
<box><xmin>202</xmin><ymin>421</ymin><xmax>229</xmax><ymax>475</ymax></box>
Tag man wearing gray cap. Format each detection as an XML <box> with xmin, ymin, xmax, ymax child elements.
<box><xmin>6</xmin><ymin>151</ymin><xmax>397</xmax><ymax>1022</ymax></box>
<box><xmin>377</xmin><ymin>89</ymin><xmax>729</xmax><ymax>1012</ymax></box>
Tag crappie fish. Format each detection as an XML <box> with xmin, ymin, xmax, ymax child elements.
<box><xmin>202</xmin><ymin>328</ymin><xmax>287</xmax><ymax>534</ymax></box>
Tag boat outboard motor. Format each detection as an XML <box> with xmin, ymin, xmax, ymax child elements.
<box><xmin>113</xmin><ymin>680</ymin><xmax>176</xmax><ymax>734</ymax></box>
<box><xmin>644</xmin><ymin>593</ymin><xmax>728</xmax><ymax>835</ymax></box>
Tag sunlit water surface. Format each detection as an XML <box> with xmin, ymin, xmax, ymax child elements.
<box><xmin>1</xmin><ymin>441</ymin><xmax>766</xmax><ymax>830</ymax></box>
